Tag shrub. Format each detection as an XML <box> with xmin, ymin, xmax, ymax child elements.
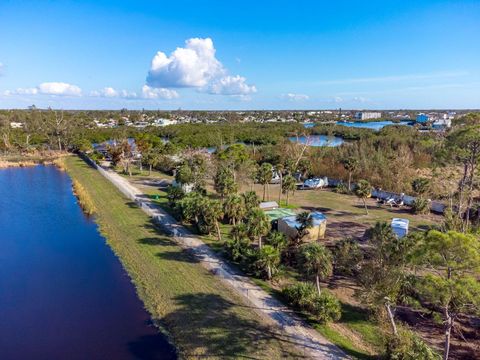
<box><xmin>385</xmin><ymin>328</ymin><xmax>440</xmax><ymax>360</ymax></box>
<box><xmin>282</xmin><ymin>282</ymin><xmax>316</xmax><ymax>309</ymax></box>
<box><xmin>411</xmin><ymin>197</ymin><xmax>429</xmax><ymax>214</ymax></box>
<box><xmin>282</xmin><ymin>283</ymin><xmax>341</xmax><ymax>323</ymax></box>
<box><xmin>309</xmin><ymin>292</ymin><xmax>341</xmax><ymax>323</ymax></box>
<box><xmin>89</xmin><ymin>151</ymin><xmax>104</xmax><ymax>164</ymax></box>
<box><xmin>333</xmin><ymin>238</ymin><xmax>362</xmax><ymax>276</ymax></box>
<box><xmin>166</xmin><ymin>185</ymin><xmax>185</xmax><ymax>208</ymax></box>
<box><xmin>224</xmin><ymin>236</ymin><xmax>251</xmax><ymax>262</ymax></box>
<box><xmin>334</xmin><ymin>183</ymin><xmax>349</xmax><ymax>194</ymax></box>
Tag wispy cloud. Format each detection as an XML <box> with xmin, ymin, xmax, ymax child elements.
<box><xmin>316</xmin><ymin>71</ymin><xmax>469</xmax><ymax>85</ymax></box>
<box><xmin>280</xmin><ymin>93</ymin><xmax>309</xmax><ymax>101</ymax></box>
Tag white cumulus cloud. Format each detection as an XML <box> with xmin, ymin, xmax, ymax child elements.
<box><xmin>90</xmin><ymin>87</ymin><xmax>137</xmax><ymax>99</ymax></box>
<box><xmin>141</xmin><ymin>85</ymin><xmax>179</xmax><ymax>99</ymax></box>
<box><xmin>3</xmin><ymin>82</ymin><xmax>82</xmax><ymax>97</ymax></box>
<box><xmin>147</xmin><ymin>38</ymin><xmax>224</xmax><ymax>88</ymax></box>
<box><xmin>208</xmin><ymin>75</ymin><xmax>257</xmax><ymax>95</ymax></box>
<box><xmin>90</xmin><ymin>87</ymin><xmax>119</xmax><ymax>97</ymax></box>
<box><xmin>38</xmin><ymin>82</ymin><xmax>82</xmax><ymax>96</ymax></box>
<box><xmin>146</xmin><ymin>37</ymin><xmax>256</xmax><ymax>96</ymax></box>
<box><xmin>281</xmin><ymin>93</ymin><xmax>309</xmax><ymax>101</ymax></box>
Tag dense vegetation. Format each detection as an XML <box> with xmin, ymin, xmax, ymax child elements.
<box><xmin>2</xmin><ymin>109</ymin><xmax>480</xmax><ymax>359</ymax></box>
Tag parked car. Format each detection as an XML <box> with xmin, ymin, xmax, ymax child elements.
<box><xmin>300</xmin><ymin>177</ymin><xmax>328</xmax><ymax>189</ymax></box>
<box><xmin>270</xmin><ymin>171</ymin><xmax>281</xmax><ymax>184</ymax></box>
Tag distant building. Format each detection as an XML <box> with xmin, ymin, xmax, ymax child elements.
<box><xmin>153</xmin><ymin>118</ymin><xmax>177</xmax><ymax>127</ymax></box>
<box><xmin>10</xmin><ymin>122</ymin><xmax>23</xmax><ymax>129</ymax></box>
<box><xmin>354</xmin><ymin>112</ymin><xmax>382</xmax><ymax>120</ymax></box>
<box><xmin>416</xmin><ymin>113</ymin><xmax>430</xmax><ymax>123</ymax></box>
<box><xmin>432</xmin><ymin>119</ymin><xmax>452</xmax><ymax>130</ymax></box>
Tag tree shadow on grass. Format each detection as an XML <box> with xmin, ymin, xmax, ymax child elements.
<box><xmin>161</xmin><ymin>292</ymin><xmax>307</xmax><ymax>359</ymax></box>
<box><xmin>156</xmin><ymin>250</ymin><xmax>200</xmax><ymax>264</ymax></box>
<box><xmin>138</xmin><ymin>237</ymin><xmax>175</xmax><ymax>247</ymax></box>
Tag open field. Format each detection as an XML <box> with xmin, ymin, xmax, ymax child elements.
<box><xmin>244</xmin><ymin>183</ymin><xmax>441</xmax><ymax>240</ymax></box>
<box><xmin>64</xmin><ymin>156</ymin><xmax>304</xmax><ymax>359</ymax></box>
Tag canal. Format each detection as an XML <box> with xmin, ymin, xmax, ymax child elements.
<box><xmin>0</xmin><ymin>165</ymin><xmax>176</xmax><ymax>360</ymax></box>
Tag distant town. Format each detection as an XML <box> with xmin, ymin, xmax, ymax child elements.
<box><xmin>7</xmin><ymin>108</ymin><xmax>470</xmax><ymax>132</ymax></box>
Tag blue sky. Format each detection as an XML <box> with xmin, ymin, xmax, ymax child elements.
<box><xmin>0</xmin><ymin>0</ymin><xmax>479</xmax><ymax>110</ymax></box>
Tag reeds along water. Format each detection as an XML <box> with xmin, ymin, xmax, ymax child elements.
<box><xmin>53</xmin><ymin>158</ymin><xmax>66</xmax><ymax>171</ymax></box>
<box><xmin>71</xmin><ymin>179</ymin><xmax>96</xmax><ymax>215</ymax></box>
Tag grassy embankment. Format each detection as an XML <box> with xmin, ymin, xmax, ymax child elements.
<box><xmin>64</xmin><ymin>156</ymin><xmax>303</xmax><ymax>359</ymax></box>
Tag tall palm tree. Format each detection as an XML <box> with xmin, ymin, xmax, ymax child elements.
<box><xmin>341</xmin><ymin>157</ymin><xmax>359</xmax><ymax>191</ymax></box>
<box><xmin>223</xmin><ymin>194</ymin><xmax>246</xmax><ymax>225</ymax></box>
<box><xmin>282</xmin><ymin>175</ymin><xmax>297</xmax><ymax>205</ymax></box>
<box><xmin>246</xmin><ymin>208</ymin><xmax>270</xmax><ymax>248</ymax></box>
<box><xmin>295</xmin><ymin>211</ymin><xmax>314</xmax><ymax>243</ymax></box>
<box><xmin>242</xmin><ymin>190</ymin><xmax>260</xmax><ymax>209</ymax></box>
<box><xmin>203</xmin><ymin>199</ymin><xmax>224</xmax><ymax>242</ymax></box>
<box><xmin>143</xmin><ymin>149</ymin><xmax>160</xmax><ymax>175</ymax></box>
<box><xmin>275</xmin><ymin>163</ymin><xmax>284</xmax><ymax>204</ymax></box>
<box><xmin>298</xmin><ymin>243</ymin><xmax>333</xmax><ymax>295</ymax></box>
<box><xmin>355</xmin><ymin>179</ymin><xmax>372</xmax><ymax>215</ymax></box>
<box><xmin>258</xmin><ymin>162</ymin><xmax>273</xmax><ymax>201</ymax></box>
<box><xmin>230</xmin><ymin>223</ymin><xmax>249</xmax><ymax>242</ymax></box>
<box><xmin>256</xmin><ymin>245</ymin><xmax>281</xmax><ymax>280</ymax></box>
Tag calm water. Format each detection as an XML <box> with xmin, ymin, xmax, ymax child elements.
<box><xmin>335</xmin><ymin>120</ymin><xmax>410</xmax><ymax>130</ymax></box>
<box><xmin>0</xmin><ymin>166</ymin><xmax>176</xmax><ymax>360</ymax></box>
<box><xmin>289</xmin><ymin>134</ymin><xmax>344</xmax><ymax>147</ymax></box>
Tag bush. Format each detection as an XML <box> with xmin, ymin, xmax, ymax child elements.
<box><xmin>333</xmin><ymin>238</ymin><xmax>363</xmax><ymax>275</ymax></box>
<box><xmin>282</xmin><ymin>282</ymin><xmax>316</xmax><ymax>309</ymax></box>
<box><xmin>334</xmin><ymin>183</ymin><xmax>349</xmax><ymax>194</ymax></box>
<box><xmin>309</xmin><ymin>292</ymin><xmax>342</xmax><ymax>323</ymax></box>
<box><xmin>385</xmin><ymin>328</ymin><xmax>440</xmax><ymax>360</ymax></box>
<box><xmin>224</xmin><ymin>236</ymin><xmax>251</xmax><ymax>262</ymax></box>
<box><xmin>282</xmin><ymin>283</ymin><xmax>341</xmax><ymax>323</ymax></box>
<box><xmin>411</xmin><ymin>197</ymin><xmax>429</xmax><ymax>214</ymax></box>
<box><xmin>166</xmin><ymin>185</ymin><xmax>185</xmax><ymax>208</ymax></box>
<box><xmin>89</xmin><ymin>151</ymin><xmax>104</xmax><ymax>164</ymax></box>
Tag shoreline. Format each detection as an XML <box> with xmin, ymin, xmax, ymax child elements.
<box><xmin>0</xmin><ymin>152</ymin><xmax>69</xmax><ymax>169</ymax></box>
<box><xmin>63</xmin><ymin>155</ymin><xmax>306</xmax><ymax>359</ymax></box>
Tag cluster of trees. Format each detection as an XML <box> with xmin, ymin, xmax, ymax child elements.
<box><xmin>161</xmin><ymin>142</ymin><xmax>344</xmax><ymax>324</ymax></box>
<box><xmin>333</xmin><ymin>222</ymin><xmax>480</xmax><ymax>359</ymax></box>
<box><xmin>154</xmin><ymin>121</ymin><xmax>305</xmax><ymax>148</ymax></box>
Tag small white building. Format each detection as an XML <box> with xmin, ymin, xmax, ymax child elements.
<box><xmin>10</xmin><ymin>122</ymin><xmax>23</xmax><ymax>129</ymax></box>
<box><xmin>153</xmin><ymin>118</ymin><xmax>177</xmax><ymax>127</ymax></box>
<box><xmin>259</xmin><ymin>201</ymin><xmax>279</xmax><ymax>211</ymax></box>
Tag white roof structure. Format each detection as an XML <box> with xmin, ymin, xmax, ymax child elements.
<box><xmin>391</xmin><ymin>218</ymin><xmax>409</xmax><ymax>238</ymax></box>
<box><xmin>259</xmin><ymin>201</ymin><xmax>279</xmax><ymax>210</ymax></box>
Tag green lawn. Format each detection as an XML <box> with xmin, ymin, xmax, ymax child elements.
<box><xmin>64</xmin><ymin>156</ymin><xmax>303</xmax><ymax>359</ymax></box>
<box><xmin>301</xmin><ymin>190</ymin><xmax>436</xmax><ymax>231</ymax></box>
